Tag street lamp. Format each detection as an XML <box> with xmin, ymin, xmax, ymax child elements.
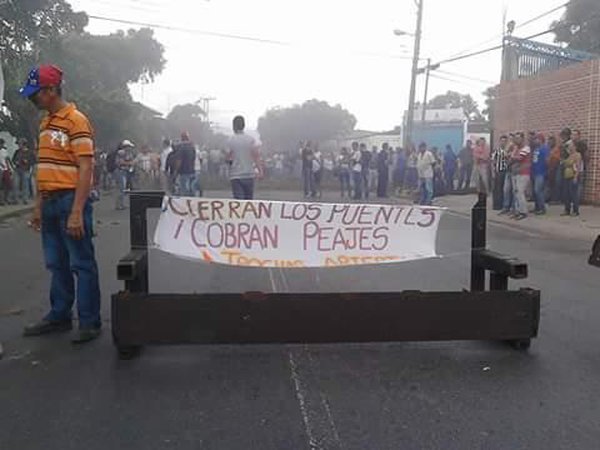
<box><xmin>393</xmin><ymin>29</ymin><xmax>415</xmax><ymax>37</ymax></box>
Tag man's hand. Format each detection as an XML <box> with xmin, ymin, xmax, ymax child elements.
<box><xmin>256</xmin><ymin>167</ymin><xmax>265</xmax><ymax>180</ymax></box>
<box><xmin>66</xmin><ymin>210</ymin><xmax>84</xmax><ymax>240</ymax></box>
<box><xmin>29</xmin><ymin>205</ymin><xmax>42</xmax><ymax>232</ymax></box>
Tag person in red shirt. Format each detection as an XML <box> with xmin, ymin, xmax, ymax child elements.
<box><xmin>509</xmin><ymin>132</ymin><xmax>532</xmax><ymax>220</ymax></box>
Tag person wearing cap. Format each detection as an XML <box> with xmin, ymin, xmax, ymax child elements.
<box><xmin>20</xmin><ymin>65</ymin><xmax>102</xmax><ymax>343</ymax></box>
<box><xmin>115</xmin><ymin>139</ymin><xmax>136</xmax><ymax>210</ymax></box>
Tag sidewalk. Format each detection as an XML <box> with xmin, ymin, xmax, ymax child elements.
<box><xmin>0</xmin><ymin>203</ymin><xmax>33</xmax><ymax>222</ymax></box>
<box><xmin>434</xmin><ymin>193</ymin><xmax>600</xmax><ymax>241</ymax></box>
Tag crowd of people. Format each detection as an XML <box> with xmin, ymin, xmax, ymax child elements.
<box><xmin>490</xmin><ymin>128</ymin><xmax>587</xmax><ymax>219</ymax></box>
<box><xmin>300</xmin><ymin>126</ymin><xmax>587</xmax><ymax>217</ymax></box>
<box><xmin>0</xmin><ymin>138</ymin><xmax>37</xmax><ymax>206</ymax></box>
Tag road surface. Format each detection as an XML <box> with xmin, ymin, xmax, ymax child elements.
<box><xmin>0</xmin><ymin>190</ymin><xmax>598</xmax><ymax>450</ymax></box>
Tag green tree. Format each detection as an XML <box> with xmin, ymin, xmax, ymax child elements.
<box><xmin>0</xmin><ymin>1</ymin><xmax>166</xmax><ymax>149</ymax></box>
<box><xmin>39</xmin><ymin>28</ymin><xmax>166</xmax><ymax>148</ymax></box>
<box><xmin>481</xmin><ymin>86</ymin><xmax>497</xmax><ymax>124</ymax></box>
<box><xmin>258</xmin><ymin>99</ymin><xmax>357</xmax><ymax>152</ymax></box>
<box><xmin>165</xmin><ymin>103</ymin><xmax>210</xmax><ymax>145</ymax></box>
<box><xmin>427</xmin><ymin>90</ymin><xmax>483</xmax><ymax>121</ymax></box>
<box><xmin>553</xmin><ymin>0</ymin><xmax>600</xmax><ymax>52</ymax></box>
<box><xmin>0</xmin><ymin>0</ymin><xmax>87</xmax><ymax>141</ymax></box>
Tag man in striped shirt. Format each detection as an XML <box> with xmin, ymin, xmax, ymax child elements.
<box><xmin>20</xmin><ymin>65</ymin><xmax>101</xmax><ymax>343</ymax></box>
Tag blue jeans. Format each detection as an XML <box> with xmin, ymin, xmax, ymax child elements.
<box><xmin>42</xmin><ymin>191</ymin><xmax>101</xmax><ymax>328</ymax></box>
<box><xmin>179</xmin><ymin>173</ymin><xmax>196</xmax><ymax>196</ymax></box>
<box><xmin>194</xmin><ymin>171</ymin><xmax>203</xmax><ymax>196</ymax></box>
<box><xmin>533</xmin><ymin>174</ymin><xmax>546</xmax><ymax>212</ymax></box>
<box><xmin>15</xmin><ymin>169</ymin><xmax>31</xmax><ymax>203</ymax></box>
<box><xmin>444</xmin><ymin>168</ymin><xmax>455</xmax><ymax>192</ymax></box>
<box><xmin>503</xmin><ymin>171</ymin><xmax>513</xmax><ymax>211</ymax></box>
<box><xmin>361</xmin><ymin>170</ymin><xmax>370</xmax><ymax>198</ymax></box>
<box><xmin>352</xmin><ymin>171</ymin><xmax>362</xmax><ymax>200</ymax></box>
<box><xmin>116</xmin><ymin>169</ymin><xmax>131</xmax><ymax>209</ymax></box>
<box><xmin>564</xmin><ymin>179</ymin><xmax>580</xmax><ymax>214</ymax></box>
<box><xmin>231</xmin><ymin>178</ymin><xmax>255</xmax><ymax>200</ymax></box>
<box><xmin>303</xmin><ymin>168</ymin><xmax>315</xmax><ymax>197</ymax></box>
<box><xmin>419</xmin><ymin>177</ymin><xmax>433</xmax><ymax>205</ymax></box>
<box><xmin>339</xmin><ymin>169</ymin><xmax>350</xmax><ymax>197</ymax></box>
<box><xmin>459</xmin><ymin>164</ymin><xmax>472</xmax><ymax>190</ymax></box>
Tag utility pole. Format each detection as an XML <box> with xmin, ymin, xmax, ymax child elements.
<box><xmin>421</xmin><ymin>58</ymin><xmax>431</xmax><ymax>124</ymax></box>
<box><xmin>419</xmin><ymin>59</ymin><xmax>439</xmax><ymax>124</ymax></box>
<box><xmin>197</xmin><ymin>96</ymin><xmax>216</xmax><ymax>127</ymax></box>
<box><xmin>405</xmin><ymin>0</ymin><xmax>424</xmax><ymax>147</ymax></box>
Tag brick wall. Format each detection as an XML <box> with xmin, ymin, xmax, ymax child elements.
<box><xmin>493</xmin><ymin>59</ymin><xmax>600</xmax><ymax>204</ymax></box>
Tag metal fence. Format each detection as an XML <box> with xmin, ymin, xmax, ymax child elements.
<box><xmin>502</xmin><ymin>36</ymin><xmax>597</xmax><ymax>81</ymax></box>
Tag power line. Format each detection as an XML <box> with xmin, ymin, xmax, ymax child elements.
<box><xmin>429</xmin><ymin>73</ymin><xmax>488</xmax><ymax>88</ymax></box>
<box><xmin>433</xmin><ymin>11</ymin><xmax>600</xmax><ymax>67</ymax></box>
<box><xmin>86</xmin><ymin>14</ymin><xmax>417</xmax><ymax>60</ymax></box>
<box><xmin>435</xmin><ymin>69</ymin><xmax>496</xmax><ymax>84</ymax></box>
<box><xmin>437</xmin><ymin>1</ymin><xmax>572</xmax><ymax>62</ymax></box>
<box><xmin>517</xmin><ymin>1</ymin><xmax>570</xmax><ymax>29</ymax></box>
<box><xmin>87</xmin><ymin>14</ymin><xmax>291</xmax><ymax>46</ymax></box>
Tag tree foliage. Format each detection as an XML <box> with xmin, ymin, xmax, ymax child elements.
<box><xmin>481</xmin><ymin>86</ymin><xmax>497</xmax><ymax>124</ymax></box>
<box><xmin>257</xmin><ymin>99</ymin><xmax>357</xmax><ymax>152</ymax></box>
<box><xmin>427</xmin><ymin>90</ymin><xmax>483</xmax><ymax>121</ymax></box>
<box><xmin>165</xmin><ymin>102</ymin><xmax>209</xmax><ymax>143</ymax></box>
<box><xmin>0</xmin><ymin>1</ymin><xmax>166</xmax><ymax>149</ymax></box>
<box><xmin>553</xmin><ymin>0</ymin><xmax>600</xmax><ymax>53</ymax></box>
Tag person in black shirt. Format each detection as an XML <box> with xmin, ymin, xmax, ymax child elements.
<box><xmin>301</xmin><ymin>141</ymin><xmax>316</xmax><ymax>198</ymax></box>
<box><xmin>359</xmin><ymin>143</ymin><xmax>372</xmax><ymax>199</ymax></box>
<box><xmin>377</xmin><ymin>143</ymin><xmax>389</xmax><ymax>198</ymax></box>
<box><xmin>174</xmin><ymin>132</ymin><xmax>197</xmax><ymax>196</ymax></box>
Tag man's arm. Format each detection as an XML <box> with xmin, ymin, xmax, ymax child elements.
<box><xmin>67</xmin><ymin>156</ymin><xmax>93</xmax><ymax>240</ymax></box>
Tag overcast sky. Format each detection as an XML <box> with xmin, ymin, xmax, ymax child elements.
<box><xmin>68</xmin><ymin>0</ymin><xmax>567</xmax><ymax>131</ymax></box>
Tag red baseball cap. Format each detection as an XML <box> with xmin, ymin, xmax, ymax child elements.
<box><xmin>19</xmin><ymin>65</ymin><xmax>63</xmax><ymax>98</ymax></box>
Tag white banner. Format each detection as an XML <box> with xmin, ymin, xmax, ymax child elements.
<box><xmin>154</xmin><ymin>197</ymin><xmax>444</xmax><ymax>268</ymax></box>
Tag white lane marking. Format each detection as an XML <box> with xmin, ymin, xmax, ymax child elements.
<box><xmin>278</xmin><ymin>266</ymin><xmax>290</xmax><ymax>292</ymax></box>
<box><xmin>289</xmin><ymin>351</ymin><xmax>320</xmax><ymax>450</ymax></box>
<box><xmin>275</xmin><ymin>267</ymin><xmax>343</xmax><ymax>449</ymax></box>
<box><xmin>306</xmin><ymin>349</ymin><xmax>342</xmax><ymax>446</ymax></box>
<box><xmin>268</xmin><ymin>267</ymin><xmax>278</xmax><ymax>292</ymax></box>
<box><xmin>288</xmin><ymin>349</ymin><xmax>343</xmax><ymax>450</ymax></box>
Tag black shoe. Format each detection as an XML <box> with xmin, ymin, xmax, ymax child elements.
<box><xmin>71</xmin><ymin>327</ymin><xmax>101</xmax><ymax>344</ymax></box>
<box><xmin>24</xmin><ymin>319</ymin><xmax>73</xmax><ymax>337</ymax></box>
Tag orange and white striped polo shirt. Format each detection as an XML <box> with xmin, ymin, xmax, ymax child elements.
<box><xmin>37</xmin><ymin>103</ymin><xmax>95</xmax><ymax>192</ymax></box>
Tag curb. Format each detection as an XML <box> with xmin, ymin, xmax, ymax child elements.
<box><xmin>0</xmin><ymin>206</ymin><xmax>33</xmax><ymax>222</ymax></box>
<box><xmin>445</xmin><ymin>208</ymin><xmax>596</xmax><ymax>241</ymax></box>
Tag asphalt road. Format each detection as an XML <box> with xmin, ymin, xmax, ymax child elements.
<box><xmin>0</xmin><ymin>189</ymin><xmax>598</xmax><ymax>450</ymax></box>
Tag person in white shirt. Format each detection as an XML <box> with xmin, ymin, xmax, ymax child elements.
<box><xmin>159</xmin><ymin>139</ymin><xmax>172</xmax><ymax>192</ymax></box>
<box><xmin>194</xmin><ymin>145</ymin><xmax>204</xmax><ymax>196</ymax></box>
<box><xmin>416</xmin><ymin>142</ymin><xmax>435</xmax><ymax>206</ymax></box>
<box><xmin>350</xmin><ymin>141</ymin><xmax>362</xmax><ymax>200</ymax></box>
